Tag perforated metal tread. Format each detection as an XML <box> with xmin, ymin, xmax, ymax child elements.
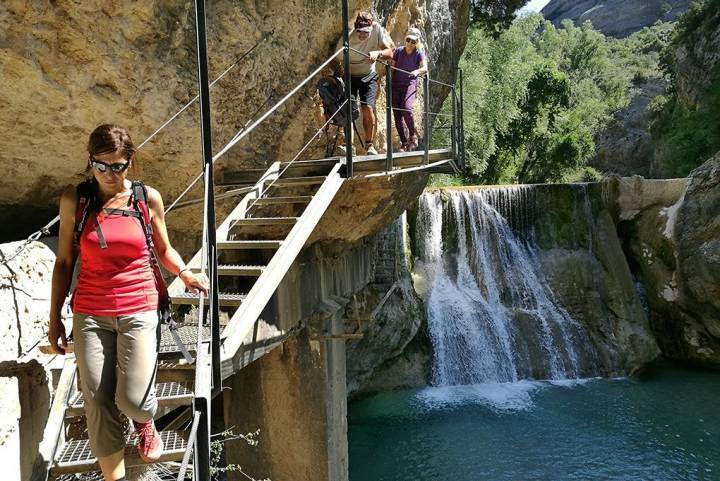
<box><xmin>52</xmin><ymin>430</ymin><xmax>187</xmax><ymax>475</ymax></box>
<box><xmin>66</xmin><ymin>382</ymin><xmax>193</xmax><ymax>417</ymax></box>
<box><xmin>159</xmin><ymin>323</ymin><xmax>217</xmax><ymax>356</ymax></box>
<box><xmin>271</xmin><ymin>176</ymin><xmax>326</xmax><ymax>187</ymax></box>
<box><xmin>170</xmin><ymin>291</ymin><xmax>246</xmax><ymax>306</ymax></box>
<box><xmin>191</xmin><ymin>264</ymin><xmax>265</xmax><ymax>276</ymax></box>
<box><xmin>251</xmin><ymin>195</ymin><xmax>313</xmax><ymax>205</ymax></box>
<box><xmin>217</xmin><ymin>240</ymin><xmax>283</xmax><ymax>250</ymax></box>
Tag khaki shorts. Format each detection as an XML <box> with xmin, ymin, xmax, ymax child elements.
<box><xmin>73</xmin><ymin>310</ymin><xmax>159</xmax><ymax>457</ymax></box>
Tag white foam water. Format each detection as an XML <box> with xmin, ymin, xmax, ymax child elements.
<box><xmin>415</xmin><ymin>190</ymin><xmax>599</xmax><ymax>387</ymax></box>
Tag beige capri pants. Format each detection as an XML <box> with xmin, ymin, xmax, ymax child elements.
<box><xmin>73</xmin><ymin>310</ymin><xmax>159</xmax><ymax>457</ymax></box>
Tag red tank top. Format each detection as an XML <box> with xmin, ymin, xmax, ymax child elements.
<box><xmin>72</xmin><ymin>210</ymin><xmax>159</xmax><ymax>316</ymax></box>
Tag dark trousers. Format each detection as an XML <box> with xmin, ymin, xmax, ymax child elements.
<box><xmin>391</xmin><ymin>84</ymin><xmax>418</xmax><ymax>144</ymax></box>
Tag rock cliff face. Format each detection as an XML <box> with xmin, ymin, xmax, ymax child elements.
<box><xmin>0</xmin><ymin>0</ymin><xmax>469</xmax><ymax>243</ymax></box>
<box><xmin>541</xmin><ymin>0</ymin><xmax>691</xmax><ymax>38</ymax></box>
<box><xmin>618</xmin><ymin>155</ymin><xmax>720</xmax><ymax>367</ymax></box>
<box><xmin>591</xmin><ymin>77</ymin><xmax>667</xmax><ymax>177</ymax></box>
<box><xmin>665</xmin><ymin>4</ymin><xmax>720</xmax><ymax>108</ymax></box>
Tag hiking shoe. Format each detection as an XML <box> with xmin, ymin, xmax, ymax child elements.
<box><xmin>407</xmin><ymin>135</ymin><xmax>418</xmax><ymax>151</ymax></box>
<box><xmin>134</xmin><ymin>419</ymin><xmax>163</xmax><ymax>463</ymax></box>
<box><xmin>365</xmin><ymin>143</ymin><xmax>378</xmax><ymax>155</ymax></box>
<box><xmin>338</xmin><ymin>144</ymin><xmax>356</xmax><ymax>155</ymax></box>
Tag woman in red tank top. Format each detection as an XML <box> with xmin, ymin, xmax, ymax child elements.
<box><xmin>47</xmin><ymin>125</ymin><xmax>208</xmax><ymax>481</ymax></box>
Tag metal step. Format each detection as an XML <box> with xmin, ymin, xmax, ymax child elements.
<box><xmin>170</xmin><ymin>291</ymin><xmax>246</xmax><ymax>307</ymax></box>
<box><xmin>217</xmin><ymin>240</ymin><xmax>283</xmax><ymax>250</ymax></box>
<box><xmin>191</xmin><ymin>264</ymin><xmax>265</xmax><ymax>276</ymax></box>
<box><xmin>156</xmin><ymin>360</ymin><xmax>195</xmax><ymax>383</ymax></box>
<box><xmin>51</xmin><ymin>430</ymin><xmax>187</xmax><ymax>475</ymax></box>
<box><xmin>158</xmin><ymin>323</ymin><xmax>227</xmax><ymax>358</ymax></box>
<box><xmin>66</xmin><ymin>382</ymin><xmax>193</xmax><ymax>418</ymax></box>
<box><xmin>231</xmin><ymin>217</ymin><xmax>298</xmax><ymax>227</ymax></box>
<box><xmin>270</xmin><ymin>176</ymin><xmax>326</xmax><ymax>187</ymax></box>
<box><xmin>250</xmin><ymin>195</ymin><xmax>313</xmax><ymax>206</ymax></box>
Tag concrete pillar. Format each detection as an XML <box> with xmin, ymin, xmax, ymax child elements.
<box><xmin>0</xmin><ymin>360</ymin><xmax>50</xmax><ymax>481</ymax></box>
<box><xmin>224</xmin><ymin>318</ymin><xmax>348</xmax><ymax>481</ymax></box>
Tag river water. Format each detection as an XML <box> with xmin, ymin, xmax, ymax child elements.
<box><xmin>349</xmin><ymin>189</ymin><xmax>718</xmax><ymax>481</ymax></box>
<box><xmin>349</xmin><ymin>364</ymin><xmax>720</xmax><ymax>481</ymax></box>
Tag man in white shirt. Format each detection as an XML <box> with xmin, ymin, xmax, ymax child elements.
<box><xmin>335</xmin><ymin>12</ymin><xmax>392</xmax><ymax>155</ymax></box>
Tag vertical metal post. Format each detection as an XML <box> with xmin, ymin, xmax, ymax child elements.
<box><xmin>423</xmin><ymin>75</ymin><xmax>430</xmax><ymax>165</ymax></box>
<box><xmin>459</xmin><ymin>68</ymin><xmax>465</xmax><ymax>170</ymax></box>
<box><xmin>385</xmin><ymin>64</ymin><xmax>393</xmax><ymax>171</ymax></box>
<box><xmin>194</xmin><ymin>0</ymin><xmax>220</xmax><ymax>391</ymax></box>
<box><xmin>341</xmin><ymin>0</ymin><xmax>353</xmax><ymax>177</ymax></box>
<box><xmin>451</xmin><ymin>86</ymin><xmax>457</xmax><ymax>162</ymax></box>
<box><xmin>193</xmin><ymin>0</ymin><xmax>215</xmax><ymax>476</ymax></box>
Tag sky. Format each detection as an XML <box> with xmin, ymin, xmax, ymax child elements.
<box><xmin>517</xmin><ymin>0</ymin><xmax>552</xmax><ymax>14</ymax></box>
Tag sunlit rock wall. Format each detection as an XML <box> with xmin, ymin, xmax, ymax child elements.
<box><xmin>0</xmin><ymin>0</ymin><xmax>469</xmax><ymax>244</ymax></box>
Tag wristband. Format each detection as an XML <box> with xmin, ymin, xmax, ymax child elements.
<box><xmin>178</xmin><ymin>267</ymin><xmax>191</xmax><ymax>276</ymax></box>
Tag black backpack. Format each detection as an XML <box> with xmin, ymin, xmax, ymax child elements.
<box><xmin>317</xmin><ymin>74</ymin><xmax>359</xmax><ymax>125</ymax></box>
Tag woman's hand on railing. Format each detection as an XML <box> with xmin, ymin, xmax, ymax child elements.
<box><xmin>180</xmin><ymin>270</ymin><xmax>209</xmax><ymax>295</ymax></box>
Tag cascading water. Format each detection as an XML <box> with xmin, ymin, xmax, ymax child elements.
<box><xmin>415</xmin><ymin>189</ymin><xmax>599</xmax><ymax>386</ymax></box>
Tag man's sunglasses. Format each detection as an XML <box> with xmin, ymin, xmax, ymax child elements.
<box><xmin>405</xmin><ymin>38</ymin><xmax>417</xmax><ymax>44</ymax></box>
<box><xmin>90</xmin><ymin>158</ymin><xmax>130</xmax><ymax>174</ymax></box>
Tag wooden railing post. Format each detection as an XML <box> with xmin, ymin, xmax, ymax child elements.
<box><xmin>385</xmin><ymin>63</ymin><xmax>393</xmax><ymax>171</ymax></box>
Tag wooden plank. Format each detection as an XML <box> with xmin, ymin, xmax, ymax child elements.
<box><xmin>220</xmin><ymin>162</ymin><xmax>345</xmax><ymax>374</ymax></box>
<box><xmin>350</xmin><ymin>148</ymin><xmax>451</xmax><ymax>172</ymax></box>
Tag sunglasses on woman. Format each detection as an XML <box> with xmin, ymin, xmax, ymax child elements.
<box><xmin>405</xmin><ymin>38</ymin><xmax>417</xmax><ymax>44</ymax></box>
<box><xmin>91</xmin><ymin>158</ymin><xmax>130</xmax><ymax>174</ymax></box>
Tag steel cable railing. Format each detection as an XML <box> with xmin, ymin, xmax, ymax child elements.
<box><xmin>244</xmin><ymin>99</ymin><xmax>350</xmax><ymax>212</ymax></box>
<box><xmin>211</xmin><ymin>48</ymin><xmax>344</xmax><ymax>162</ymax></box>
<box><xmin>345</xmin><ymin>45</ymin><xmax>461</xmax><ymax>168</ymax></box>
<box><xmin>0</xmin><ymin>35</ymin><xmax>274</xmax><ymax>267</ymax></box>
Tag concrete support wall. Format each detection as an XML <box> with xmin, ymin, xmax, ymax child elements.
<box><xmin>224</xmin><ymin>320</ymin><xmax>348</xmax><ymax>481</ymax></box>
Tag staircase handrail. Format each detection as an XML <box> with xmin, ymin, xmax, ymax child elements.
<box><xmin>211</xmin><ymin>48</ymin><xmax>344</xmax><ymax>162</ymax></box>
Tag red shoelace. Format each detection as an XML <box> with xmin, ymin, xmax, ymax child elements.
<box><xmin>135</xmin><ymin>420</ymin><xmax>157</xmax><ymax>448</ymax></box>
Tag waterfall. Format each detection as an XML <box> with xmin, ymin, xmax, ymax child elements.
<box><xmin>415</xmin><ymin>189</ymin><xmax>599</xmax><ymax>386</ymax></box>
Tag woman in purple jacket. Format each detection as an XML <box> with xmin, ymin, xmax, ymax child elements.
<box><xmin>371</xmin><ymin>27</ymin><xmax>428</xmax><ymax>151</ymax></box>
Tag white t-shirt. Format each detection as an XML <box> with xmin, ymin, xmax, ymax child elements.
<box><xmin>336</xmin><ymin>22</ymin><xmax>388</xmax><ymax>76</ymax></box>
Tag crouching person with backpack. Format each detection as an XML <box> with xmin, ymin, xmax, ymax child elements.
<box><xmin>47</xmin><ymin>124</ymin><xmax>208</xmax><ymax>481</ymax></box>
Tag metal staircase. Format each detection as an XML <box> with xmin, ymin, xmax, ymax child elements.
<box><xmin>41</xmin><ymin>158</ymin><xmax>345</xmax><ymax>480</ymax></box>
<box><xmin>31</xmin><ymin>0</ymin><xmax>466</xmax><ymax>475</ymax></box>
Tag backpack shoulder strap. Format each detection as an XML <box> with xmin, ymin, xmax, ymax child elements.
<box><xmin>74</xmin><ymin>180</ymin><xmax>95</xmax><ymax>245</ymax></box>
<box><xmin>131</xmin><ymin>180</ymin><xmax>154</xmax><ymax>247</ymax></box>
